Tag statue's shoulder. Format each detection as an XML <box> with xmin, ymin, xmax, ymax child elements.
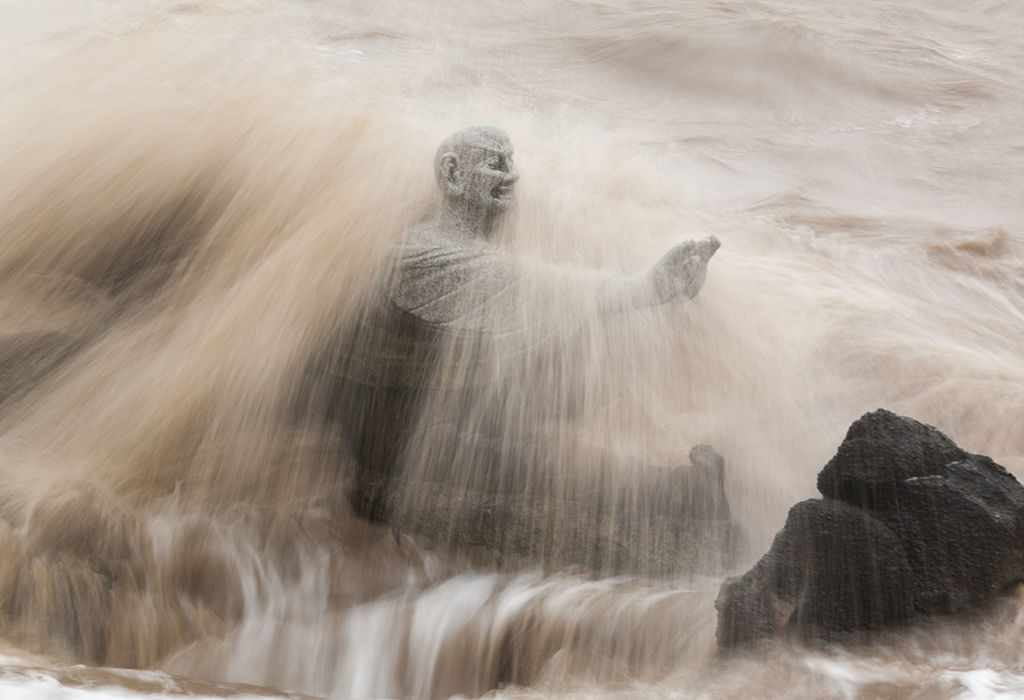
<box><xmin>401</xmin><ymin>221</ymin><xmax>463</xmax><ymax>248</ymax></box>
<box><xmin>398</xmin><ymin>223</ymin><xmax>485</xmax><ymax>270</ymax></box>
<box><xmin>396</xmin><ymin>222</ymin><xmax>438</xmax><ymax>254</ymax></box>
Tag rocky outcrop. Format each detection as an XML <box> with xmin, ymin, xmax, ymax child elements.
<box><xmin>716</xmin><ymin>409</ymin><xmax>1024</xmax><ymax>649</ymax></box>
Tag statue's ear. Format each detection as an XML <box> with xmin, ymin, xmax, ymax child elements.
<box><xmin>439</xmin><ymin>153</ymin><xmax>463</xmax><ymax>197</ymax></box>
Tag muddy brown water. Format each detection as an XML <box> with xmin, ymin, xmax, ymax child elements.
<box><xmin>0</xmin><ymin>0</ymin><xmax>1022</xmax><ymax>698</ymax></box>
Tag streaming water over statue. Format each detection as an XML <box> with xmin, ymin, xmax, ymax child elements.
<box><xmin>0</xmin><ymin>0</ymin><xmax>1021</xmax><ymax>698</ymax></box>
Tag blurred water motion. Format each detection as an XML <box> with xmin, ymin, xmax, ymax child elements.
<box><xmin>0</xmin><ymin>0</ymin><xmax>1021</xmax><ymax>698</ymax></box>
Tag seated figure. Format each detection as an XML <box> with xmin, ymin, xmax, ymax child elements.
<box><xmin>316</xmin><ymin>125</ymin><xmax>723</xmax><ymax>543</ymax></box>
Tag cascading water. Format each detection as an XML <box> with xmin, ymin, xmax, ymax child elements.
<box><xmin>0</xmin><ymin>0</ymin><xmax>1021</xmax><ymax>698</ymax></box>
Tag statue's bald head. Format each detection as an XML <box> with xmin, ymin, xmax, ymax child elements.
<box><xmin>433</xmin><ymin>125</ymin><xmax>518</xmax><ymax>219</ymax></box>
<box><xmin>433</xmin><ymin>125</ymin><xmax>512</xmax><ymax>184</ymax></box>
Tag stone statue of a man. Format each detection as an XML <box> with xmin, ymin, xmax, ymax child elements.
<box><xmin>392</xmin><ymin>125</ymin><xmax>719</xmax><ymax>332</ymax></box>
<box><xmin>327</xmin><ymin>125</ymin><xmax>721</xmax><ymax>524</ymax></box>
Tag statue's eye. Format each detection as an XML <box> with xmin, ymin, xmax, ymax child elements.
<box><xmin>492</xmin><ymin>157</ymin><xmax>506</xmax><ymax>171</ymax></box>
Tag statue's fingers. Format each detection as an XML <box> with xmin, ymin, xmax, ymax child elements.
<box><xmin>698</xmin><ymin>236</ymin><xmax>721</xmax><ymax>261</ymax></box>
<box><xmin>670</xmin><ymin>240</ymin><xmax>698</xmax><ymax>261</ymax></box>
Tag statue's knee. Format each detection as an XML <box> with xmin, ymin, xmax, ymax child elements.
<box><xmin>687</xmin><ymin>445</ymin><xmax>730</xmax><ymax>521</ymax></box>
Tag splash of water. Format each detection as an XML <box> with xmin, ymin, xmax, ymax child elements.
<box><xmin>0</xmin><ymin>0</ymin><xmax>1021</xmax><ymax>698</ymax></box>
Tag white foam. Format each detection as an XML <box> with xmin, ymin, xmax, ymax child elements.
<box><xmin>945</xmin><ymin>669</ymin><xmax>1024</xmax><ymax>700</ymax></box>
<box><xmin>0</xmin><ymin>666</ymin><xmax>294</xmax><ymax>700</ymax></box>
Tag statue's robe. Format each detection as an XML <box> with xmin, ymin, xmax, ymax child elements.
<box><xmin>331</xmin><ymin>226</ymin><xmax>546</xmax><ymax>521</ymax></box>
<box><xmin>307</xmin><ymin>227</ymin><xmax>735</xmax><ymax>574</ymax></box>
<box><xmin>343</xmin><ymin>227</ymin><xmax>524</xmax><ymax>388</ymax></box>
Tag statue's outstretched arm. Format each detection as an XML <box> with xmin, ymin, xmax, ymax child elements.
<box><xmin>596</xmin><ymin>235</ymin><xmax>720</xmax><ymax>315</ymax></box>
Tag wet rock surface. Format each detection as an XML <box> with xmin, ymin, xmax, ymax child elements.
<box><xmin>717</xmin><ymin>409</ymin><xmax>1024</xmax><ymax>649</ymax></box>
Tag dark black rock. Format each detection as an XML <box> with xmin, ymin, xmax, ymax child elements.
<box><xmin>818</xmin><ymin>409</ymin><xmax>1024</xmax><ymax>615</ymax></box>
<box><xmin>716</xmin><ymin>499</ymin><xmax>914</xmax><ymax>648</ymax></box>
<box><xmin>717</xmin><ymin>409</ymin><xmax>1024</xmax><ymax>649</ymax></box>
<box><xmin>819</xmin><ymin>409</ymin><xmax>988</xmax><ymax>512</ymax></box>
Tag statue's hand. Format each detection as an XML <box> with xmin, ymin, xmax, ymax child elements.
<box><xmin>649</xmin><ymin>236</ymin><xmax>720</xmax><ymax>303</ymax></box>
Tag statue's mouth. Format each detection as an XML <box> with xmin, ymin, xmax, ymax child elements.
<box><xmin>491</xmin><ymin>183</ymin><xmax>513</xmax><ymax>200</ymax></box>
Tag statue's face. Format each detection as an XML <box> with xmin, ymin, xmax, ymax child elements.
<box><xmin>436</xmin><ymin>126</ymin><xmax>519</xmax><ymax>217</ymax></box>
<box><xmin>460</xmin><ymin>139</ymin><xmax>519</xmax><ymax>214</ymax></box>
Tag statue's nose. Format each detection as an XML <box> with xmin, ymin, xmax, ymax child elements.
<box><xmin>506</xmin><ymin>165</ymin><xmax>519</xmax><ymax>184</ymax></box>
